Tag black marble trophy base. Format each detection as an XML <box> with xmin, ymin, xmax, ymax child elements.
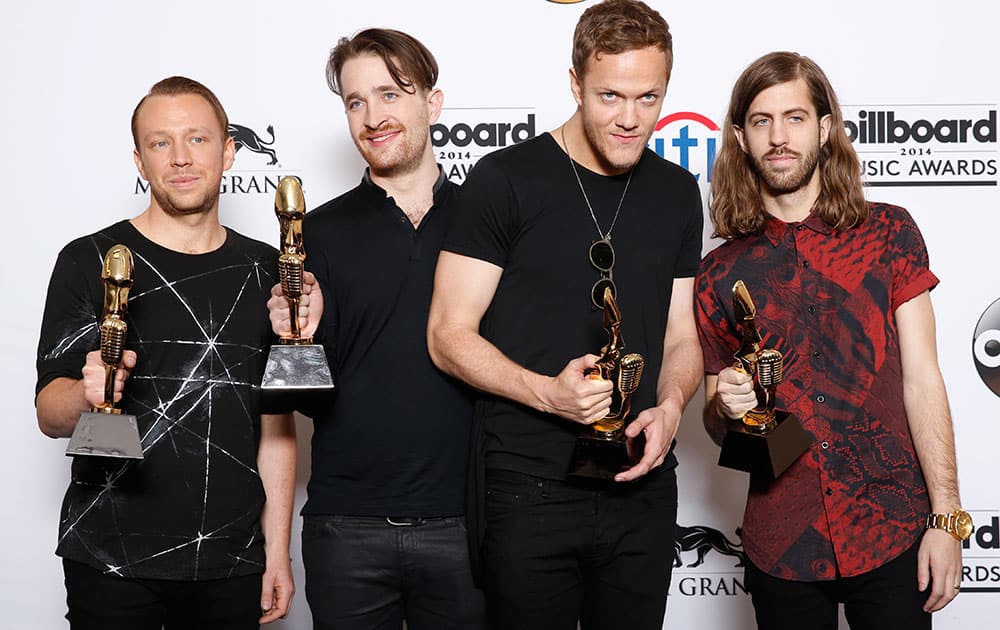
<box><xmin>718</xmin><ymin>411</ymin><xmax>810</xmax><ymax>480</ymax></box>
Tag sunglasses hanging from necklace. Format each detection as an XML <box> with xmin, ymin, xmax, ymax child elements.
<box><xmin>561</xmin><ymin>126</ymin><xmax>634</xmax><ymax>310</ymax></box>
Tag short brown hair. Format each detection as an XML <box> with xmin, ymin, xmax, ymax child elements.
<box><xmin>326</xmin><ymin>28</ymin><xmax>438</xmax><ymax>96</ymax></box>
<box><xmin>710</xmin><ymin>52</ymin><xmax>867</xmax><ymax>240</ymax></box>
<box><xmin>572</xmin><ymin>0</ymin><xmax>672</xmax><ymax>81</ymax></box>
<box><xmin>130</xmin><ymin>76</ymin><xmax>229</xmax><ymax>149</ymax></box>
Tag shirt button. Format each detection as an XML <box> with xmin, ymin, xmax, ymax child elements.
<box><xmin>821</xmin><ymin>441</ymin><xmax>829</xmax><ymax>449</ymax></box>
<box><xmin>812</xmin><ymin>351</ymin><xmax>821</xmax><ymax>359</ymax></box>
<box><xmin>825</xmin><ymin>488</ymin><xmax>833</xmax><ymax>496</ymax></box>
<box><xmin>816</xmin><ymin>395</ymin><xmax>826</xmax><ymax>403</ymax></box>
<box><xmin>802</xmin><ymin>260</ymin><xmax>810</xmax><ymax>268</ymax></box>
<box><xmin>796</xmin><ymin>225</ymin><xmax>804</xmax><ymax>231</ymax></box>
<box><xmin>807</xmin><ymin>305</ymin><xmax>816</xmax><ymax>314</ymax></box>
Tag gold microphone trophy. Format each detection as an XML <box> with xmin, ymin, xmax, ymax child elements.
<box><xmin>717</xmin><ymin>280</ymin><xmax>810</xmax><ymax>479</ymax></box>
<box><xmin>66</xmin><ymin>245</ymin><xmax>144</xmax><ymax>459</ymax></box>
<box><xmin>260</xmin><ymin>176</ymin><xmax>334</xmax><ymax>391</ymax></box>
<box><xmin>568</xmin><ymin>287</ymin><xmax>645</xmax><ymax>480</ymax></box>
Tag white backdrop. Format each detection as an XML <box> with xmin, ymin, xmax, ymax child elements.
<box><xmin>2</xmin><ymin>1</ymin><xmax>997</xmax><ymax>628</ymax></box>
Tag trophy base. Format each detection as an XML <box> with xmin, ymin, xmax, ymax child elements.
<box><xmin>66</xmin><ymin>412</ymin><xmax>143</xmax><ymax>459</ymax></box>
<box><xmin>718</xmin><ymin>411</ymin><xmax>810</xmax><ymax>480</ymax></box>
<box><xmin>261</xmin><ymin>344</ymin><xmax>335</xmax><ymax>391</ymax></box>
<box><xmin>567</xmin><ymin>431</ymin><xmax>645</xmax><ymax>481</ymax></box>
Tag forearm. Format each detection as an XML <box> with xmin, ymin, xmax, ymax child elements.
<box><xmin>701</xmin><ymin>385</ymin><xmax>729</xmax><ymax>447</ymax></box>
<box><xmin>905</xmin><ymin>371</ymin><xmax>961</xmax><ymax>512</ymax></box>
<box><xmin>429</xmin><ymin>323</ymin><xmax>554</xmax><ymax>414</ymax></box>
<box><xmin>258</xmin><ymin>413</ymin><xmax>296</xmax><ymax>565</ymax></box>
<box><xmin>655</xmin><ymin>332</ymin><xmax>703</xmax><ymax>419</ymax></box>
<box><xmin>36</xmin><ymin>377</ymin><xmax>89</xmax><ymax>438</ymax></box>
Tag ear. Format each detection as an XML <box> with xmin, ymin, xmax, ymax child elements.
<box><xmin>819</xmin><ymin>113</ymin><xmax>832</xmax><ymax>148</ymax></box>
<box><xmin>569</xmin><ymin>67</ymin><xmax>583</xmax><ymax>108</ymax></box>
<box><xmin>733</xmin><ymin>125</ymin><xmax>748</xmax><ymax>154</ymax></box>
<box><xmin>133</xmin><ymin>148</ymin><xmax>147</xmax><ymax>181</ymax></box>
<box><xmin>222</xmin><ymin>135</ymin><xmax>235</xmax><ymax>171</ymax></box>
<box><xmin>427</xmin><ymin>87</ymin><xmax>444</xmax><ymax>125</ymax></box>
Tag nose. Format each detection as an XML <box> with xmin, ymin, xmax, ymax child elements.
<box><xmin>769</xmin><ymin>120</ymin><xmax>788</xmax><ymax>147</ymax></box>
<box><xmin>616</xmin><ymin>101</ymin><xmax>639</xmax><ymax>131</ymax></box>
<box><xmin>170</xmin><ymin>141</ymin><xmax>192</xmax><ymax>167</ymax></box>
<box><xmin>364</xmin><ymin>101</ymin><xmax>388</xmax><ymax>130</ymax></box>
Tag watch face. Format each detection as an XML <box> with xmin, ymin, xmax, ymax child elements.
<box><xmin>955</xmin><ymin>511</ymin><xmax>974</xmax><ymax>540</ymax></box>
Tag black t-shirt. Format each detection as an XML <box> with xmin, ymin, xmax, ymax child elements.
<box><xmin>35</xmin><ymin>220</ymin><xmax>278</xmax><ymax>580</ymax></box>
<box><xmin>300</xmin><ymin>171</ymin><xmax>473</xmax><ymax>517</ymax></box>
<box><xmin>444</xmin><ymin>133</ymin><xmax>703</xmax><ymax>480</ymax></box>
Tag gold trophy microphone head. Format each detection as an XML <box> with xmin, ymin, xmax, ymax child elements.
<box><xmin>275</xmin><ymin>176</ymin><xmax>305</xmax><ymax>220</ymax></box>
<box><xmin>102</xmin><ymin>244</ymin><xmax>133</xmax><ymax>317</ymax></box>
<box><xmin>618</xmin><ymin>353</ymin><xmax>645</xmax><ymax>396</ymax></box>
<box><xmin>756</xmin><ymin>349</ymin><xmax>784</xmax><ymax>388</ymax></box>
<box><xmin>733</xmin><ymin>280</ymin><xmax>756</xmax><ymax>322</ymax></box>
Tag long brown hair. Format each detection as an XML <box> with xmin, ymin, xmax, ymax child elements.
<box><xmin>710</xmin><ymin>52</ymin><xmax>867</xmax><ymax>240</ymax></box>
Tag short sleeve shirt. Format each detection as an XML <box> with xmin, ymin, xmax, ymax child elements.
<box><xmin>695</xmin><ymin>203</ymin><xmax>937</xmax><ymax>580</ymax></box>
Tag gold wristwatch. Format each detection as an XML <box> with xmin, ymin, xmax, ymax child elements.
<box><xmin>925</xmin><ymin>509</ymin><xmax>974</xmax><ymax>541</ymax></box>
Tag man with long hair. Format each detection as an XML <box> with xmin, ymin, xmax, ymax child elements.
<box><xmin>36</xmin><ymin>76</ymin><xmax>296</xmax><ymax>628</ymax></box>
<box><xmin>265</xmin><ymin>29</ymin><xmax>486</xmax><ymax>629</ymax></box>
<box><xmin>427</xmin><ymin>1</ymin><xmax>703</xmax><ymax>627</ymax></box>
<box><xmin>696</xmin><ymin>51</ymin><xmax>966</xmax><ymax>629</ymax></box>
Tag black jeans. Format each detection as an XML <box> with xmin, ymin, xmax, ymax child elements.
<box><xmin>744</xmin><ymin>537</ymin><xmax>932</xmax><ymax>630</ymax></box>
<box><xmin>483</xmin><ymin>467</ymin><xmax>678</xmax><ymax>630</ymax></box>
<box><xmin>301</xmin><ymin>514</ymin><xmax>486</xmax><ymax>630</ymax></box>
<box><xmin>63</xmin><ymin>558</ymin><xmax>261</xmax><ymax>630</ymax></box>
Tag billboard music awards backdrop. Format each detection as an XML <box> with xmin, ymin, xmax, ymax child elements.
<box><xmin>2</xmin><ymin>1</ymin><xmax>996</xmax><ymax>627</ymax></box>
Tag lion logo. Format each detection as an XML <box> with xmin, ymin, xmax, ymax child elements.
<box><xmin>228</xmin><ymin>123</ymin><xmax>278</xmax><ymax>166</ymax></box>
<box><xmin>673</xmin><ymin>525</ymin><xmax>745</xmax><ymax>568</ymax></box>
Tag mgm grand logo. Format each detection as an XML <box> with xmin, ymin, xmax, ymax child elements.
<box><xmin>134</xmin><ymin>122</ymin><xmax>299</xmax><ymax>195</ymax></box>
<box><xmin>671</xmin><ymin>524</ymin><xmax>748</xmax><ymax>598</ymax></box>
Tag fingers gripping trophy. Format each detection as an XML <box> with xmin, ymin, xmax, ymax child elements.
<box><xmin>261</xmin><ymin>176</ymin><xmax>334</xmax><ymax>391</ymax></box>
<box><xmin>66</xmin><ymin>245</ymin><xmax>144</xmax><ymax>459</ymax></box>
<box><xmin>717</xmin><ymin>280</ymin><xmax>810</xmax><ymax>479</ymax></box>
<box><xmin>568</xmin><ymin>286</ymin><xmax>645</xmax><ymax>480</ymax></box>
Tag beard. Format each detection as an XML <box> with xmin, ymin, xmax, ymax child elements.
<box><xmin>357</xmin><ymin>123</ymin><xmax>429</xmax><ymax>178</ymax></box>
<box><xmin>752</xmin><ymin>145</ymin><xmax>821</xmax><ymax>195</ymax></box>
<box><xmin>149</xmin><ymin>182</ymin><xmax>219</xmax><ymax>217</ymax></box>
<box><xmin>581</xmin><ymin>118</ymin><xmax>649</xmax><ymax>174</ymax></box>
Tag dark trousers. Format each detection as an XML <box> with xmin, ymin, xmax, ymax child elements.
<box><xmin>63</xmin><ymin>558</ymin><xmax>261</xmax><ymax>630</ymax></box>
<box><xmin>301</xmin><ymin>514</ymin><xmax>486</xmax><ymax>630</ymax></box>
<box><xmin>483</xmin><ymin>467</ymin><xmax>678</xmax><ymax>630</ymax></box>
<box><xmin>744</xmin><ymin>538</ymin><xmax>932</xmax><ymax>630</ymax></box>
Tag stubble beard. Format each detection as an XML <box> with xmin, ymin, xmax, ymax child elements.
<box><xmin>754</xmin><ymin>146</ymin><xmax>822</xmax><ymax>196</ymax></box>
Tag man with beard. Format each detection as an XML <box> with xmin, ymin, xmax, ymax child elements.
<box><xmin>695</xmin><ymin>52</ymin><xmax>967</xmax><ymax>629</ymax></box>
<box><xmin>265</xmin><ymin>29</ymin><xmax>485</xmax><ymax>629</ymax></box>
<box><xmin>35</xmin><ymin>76</ymin><xmax>296</xmax><ymax>628</ymax></box>
<box><xmin>425</xmin><ymin>1</ymin><xmax>703</xmax><ymax>627</ymax></box>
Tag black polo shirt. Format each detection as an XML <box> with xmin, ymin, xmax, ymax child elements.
<box><xmin>301</xmin><ymin>170</ymin><xmax>473</xmax><ymax>517</ymax></box>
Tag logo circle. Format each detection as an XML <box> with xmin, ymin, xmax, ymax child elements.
<box><xmin>973</xmin><ymin>297</ymin><xmax>1000</xmax><ymax>396</ymax></box>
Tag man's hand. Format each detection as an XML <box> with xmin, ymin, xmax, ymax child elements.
<box><xmin>537</xmin><ymin>354</ymin><xmax>613</xmax><ymax>425</ymax></box>
<box><xmin>615</xmin><ymin>399</ymin><xmax>682</xmax><ymax>482</ymax></box>
<box><xmin>715</xmin><ymin>366</ymin><xmax>757</xmax><ymax>419</ymax></box>
<box><xmin>267</xmin><ymin>271</ymin><xmax>323</xmax><ymax>340</ymax></box>
<box><xmin>918</xmin><ymin>528</ymin><xmax>963</xmax><ymax>612</ymax></box>
<box><xmin>259</xmin><ymin>558</ymin><xmax>295</xmax><ymax>623</ymax></box>
<box><xmin>81</xmin><ymin>349</ymin><xmax>136</xmax><ymax>408</ymax></box>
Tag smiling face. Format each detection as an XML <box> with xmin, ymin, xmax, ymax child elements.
<box><xmin>339</xmin><ymin>53</ymin><xmax>442</xmax><ymax>178</ymax></box>
<box><xmin>571</xmin><ymin>46</ymin><xmax>669</xmax><ymax>175</ymax></box>
<box><xmin>734</xmin><ymin>78</ymin><xmax>831</xmax><ymax>197</ymax></box>
<box><xmin>132</xmin><ymin>93</ymin><xmax>234</xmax><ymax>217</ymax></box>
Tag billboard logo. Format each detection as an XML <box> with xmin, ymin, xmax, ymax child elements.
<box><xmin>844</xmin><ymin>105</ymin><xmax>998</xmax><ymax>187</ymax></box>
<box><xmin>973</xmin><ymin>297</ymin><xmax>1000</xmax><ymax>397</ymax></box>
<box><xmin>431</xmin><ymin>108</ymin><xmax>536</xmax><ymax>182</ymax></box>
<box><xmin>649</xmin><ymin>112</ymin><xmax>720</xmax><ymax>185</ymax></box>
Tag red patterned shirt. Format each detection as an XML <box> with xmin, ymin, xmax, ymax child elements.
<box><xmin>695</xmin><ymin>202</ymin><xmax>937</xmax><ymax>580</ymax></box>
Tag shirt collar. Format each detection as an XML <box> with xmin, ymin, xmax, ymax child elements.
<box><xmin>762</xmin><ymin>206</ymin><xmax>832</xmax><ymax>246</ymax></box>
<box><xmin>360</xmin><ymin>165</ymin><xmax>449</xmax><ymax>203</ymax></box>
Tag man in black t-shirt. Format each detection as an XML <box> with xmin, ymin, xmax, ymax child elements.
<box><xmin>35</xmin><ymin>77</ymin><xmax>296</xmax><ymax>629</ymax></box>
<box><xmin>265</xmin><ymin>30</ymin><xmax>485</xmax><ymax>629</ymax></box>
<box><xmin>426</xmin><ymin>1</ymin><xmax>703</xmax><ymax>628</ymax></box>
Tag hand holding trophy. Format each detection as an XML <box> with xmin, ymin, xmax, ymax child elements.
<box><xmin>717</xmin><ymin>280</ymin><xmax>810</xmax><ymax>479</ymax></box>
<box><xmin>568</xmin><ymin>286</ymin><xmax>645</xmax><ymax>480</ymax></box>
<box><xmin>260</xmin><ymin>176</ymin><xmax>334</xmax><ymax>391</ymax></box>
<box><xmin>66</xmin><ymin>245</ymin><xmax>144</xmax><ymax>459</ymax></box>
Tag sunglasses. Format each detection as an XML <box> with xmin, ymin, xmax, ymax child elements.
<box><xmin>589</xmin><ymin>239</ymin><xmax>616</xmax><ymax>310</ymax></box>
